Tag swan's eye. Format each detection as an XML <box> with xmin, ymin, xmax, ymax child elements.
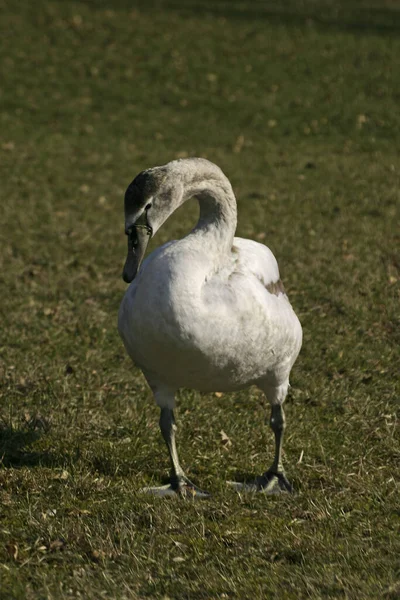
<box><xmin>145</xmin><ymin>203</ymin><xmax>152</xmax><ymax>210</ymax></box>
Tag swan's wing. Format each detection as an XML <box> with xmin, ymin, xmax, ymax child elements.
<box><xmin>232</xmin><ymin>237</ymin><xmax>286</xmax><ymax>295</ymax></box>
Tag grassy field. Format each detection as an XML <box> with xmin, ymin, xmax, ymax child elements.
<box><xmin>0</xmin><ymin>0</ymin><xmax>399</xmax><ymax>598</ymax></box>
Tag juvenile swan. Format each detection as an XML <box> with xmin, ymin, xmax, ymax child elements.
<box><xmin>118</xmin><ymin>158</ymin><xmax>302</xmax><ymax>496</ymax></box>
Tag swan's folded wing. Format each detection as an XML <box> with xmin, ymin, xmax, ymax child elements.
<box><xmin>232</xmin><ymin>237</ymin><xmax>286</xmax><ymax>295</ymax></box>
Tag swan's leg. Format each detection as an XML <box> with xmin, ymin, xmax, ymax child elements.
<box><xmin>228</xmin><ymin>381</ymin><xmax>292</xmax><ymax>494</ymax></box>
<box><xmin>141</xmin><ymin>383</ymin><xmax>210</xmax><ymax>498</ymax></box>
<box><xmin>159</xmin><ymin>407</ymin><xmax>185</xmax><ymax>486</ymax></box>
<box><xmin>256</xmin><ymin>380</ymin><xmax>293</xmax><ymax>492</ymax></box>
<box><xmin>257</xmin><ymin>402</ymin><xmax>293</xmax><ymax>493</ymax></box>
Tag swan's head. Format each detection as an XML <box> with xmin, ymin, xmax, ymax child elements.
<box><xmin>122</xmin><ymin>166</ymin><xmax>184</xmax><ymax>283</ymax></box>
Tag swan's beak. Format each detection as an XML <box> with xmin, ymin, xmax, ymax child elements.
<box><xmin>122</xmin><ymin>215</ymin><xmax>152</xmax><ymax>283</ymax></box>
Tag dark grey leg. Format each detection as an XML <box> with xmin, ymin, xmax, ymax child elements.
<box><xmin>140</xmin><ymin>403</ymin><xmax>210</xmax><ymax>498</ymax></box>
<box><xmin>227</xmin><ymin>380</ymin><xmax>293</xmax><ymax>494</ymax></box>
<box><xmin>257</xmin><ymin>404</ymin><xmax>293</xmax><ymax>492</ymax></box>
<box><xmin>159</xmin><ymin>407</ymin><xmax>185</xmax><ymax>485</ymax></box>
<box><xmin>269</xmin><ymin>404</ymin><xmax>286</xmax><ymax>474</ymax></box>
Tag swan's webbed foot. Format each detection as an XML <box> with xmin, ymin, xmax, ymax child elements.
<box><xmin>173</xmin><ymin>474</ymin><xmax>211</xmax><ymax>498</ymax></box>
<box><xmin>256</xmin><ymin>469</ymin><xmax>293</xmax><ymax>494</ymax></box>
<box><xmin>141</xmin><ymin>475</ymin><xmax>210</xmax><ymax>499</ymax></box>
<box><xmin>227</xmin><ymin>470</ymin><xmax>293</xmax><ymax>495</ymax></box>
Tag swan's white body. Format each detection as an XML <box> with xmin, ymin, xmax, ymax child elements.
<box><xmin>119</xmin><ymin>236</ymin><xmax>301</xmax><ymax>396</ymax></box>
<box><xmin>118</xmin><ymin>158</ymin><xmax>302</xmax><ymax>495</ymax></box>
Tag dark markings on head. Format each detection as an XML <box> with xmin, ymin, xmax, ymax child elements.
<box><xmin>125</xmin><ymin>167</ymin><xmax>169</xmax><ymax>209</ymax></box>
<box><xmin>125</xmin><ymin>171</ymin><xmax>155</xmax><ymax>213</ymax></box>
<box><xmin>126</xmin><ymin>172</ymin><xmax>150</xmax><ymax>199</ymax></box>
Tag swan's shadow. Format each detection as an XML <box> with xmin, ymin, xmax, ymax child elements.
<box><xmin>0</xmin><ymin>426</ymin><xmax>58</xmax><ymax>468</ymax></box>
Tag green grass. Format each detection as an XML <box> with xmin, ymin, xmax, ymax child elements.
<box><xmin>0</xmin><ymin>0</ymin><xmax>399</xmax><ymax>598</ymax></box>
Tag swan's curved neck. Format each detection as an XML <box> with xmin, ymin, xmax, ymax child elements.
<box><xmin>176</xmin><ymin>159</ymin><xmax>237</xmax><ymax>252</ymax></box>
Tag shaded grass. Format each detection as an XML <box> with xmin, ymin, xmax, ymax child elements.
<box><xmin>0</xmin><ymin>0</ymin><xmax>399</xmax><ymax>598</ymax></box>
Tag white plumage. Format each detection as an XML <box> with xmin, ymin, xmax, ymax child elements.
<box><xmin>118</xmin><ymin>158</ymin><xmax>302</xmax><ymax>496</ymax></box>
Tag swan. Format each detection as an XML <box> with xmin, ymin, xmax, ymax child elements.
<box><xmin>118</xmin><ymin>158</ymin><xmax>302</xmax><ymax>497</ymax></box>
